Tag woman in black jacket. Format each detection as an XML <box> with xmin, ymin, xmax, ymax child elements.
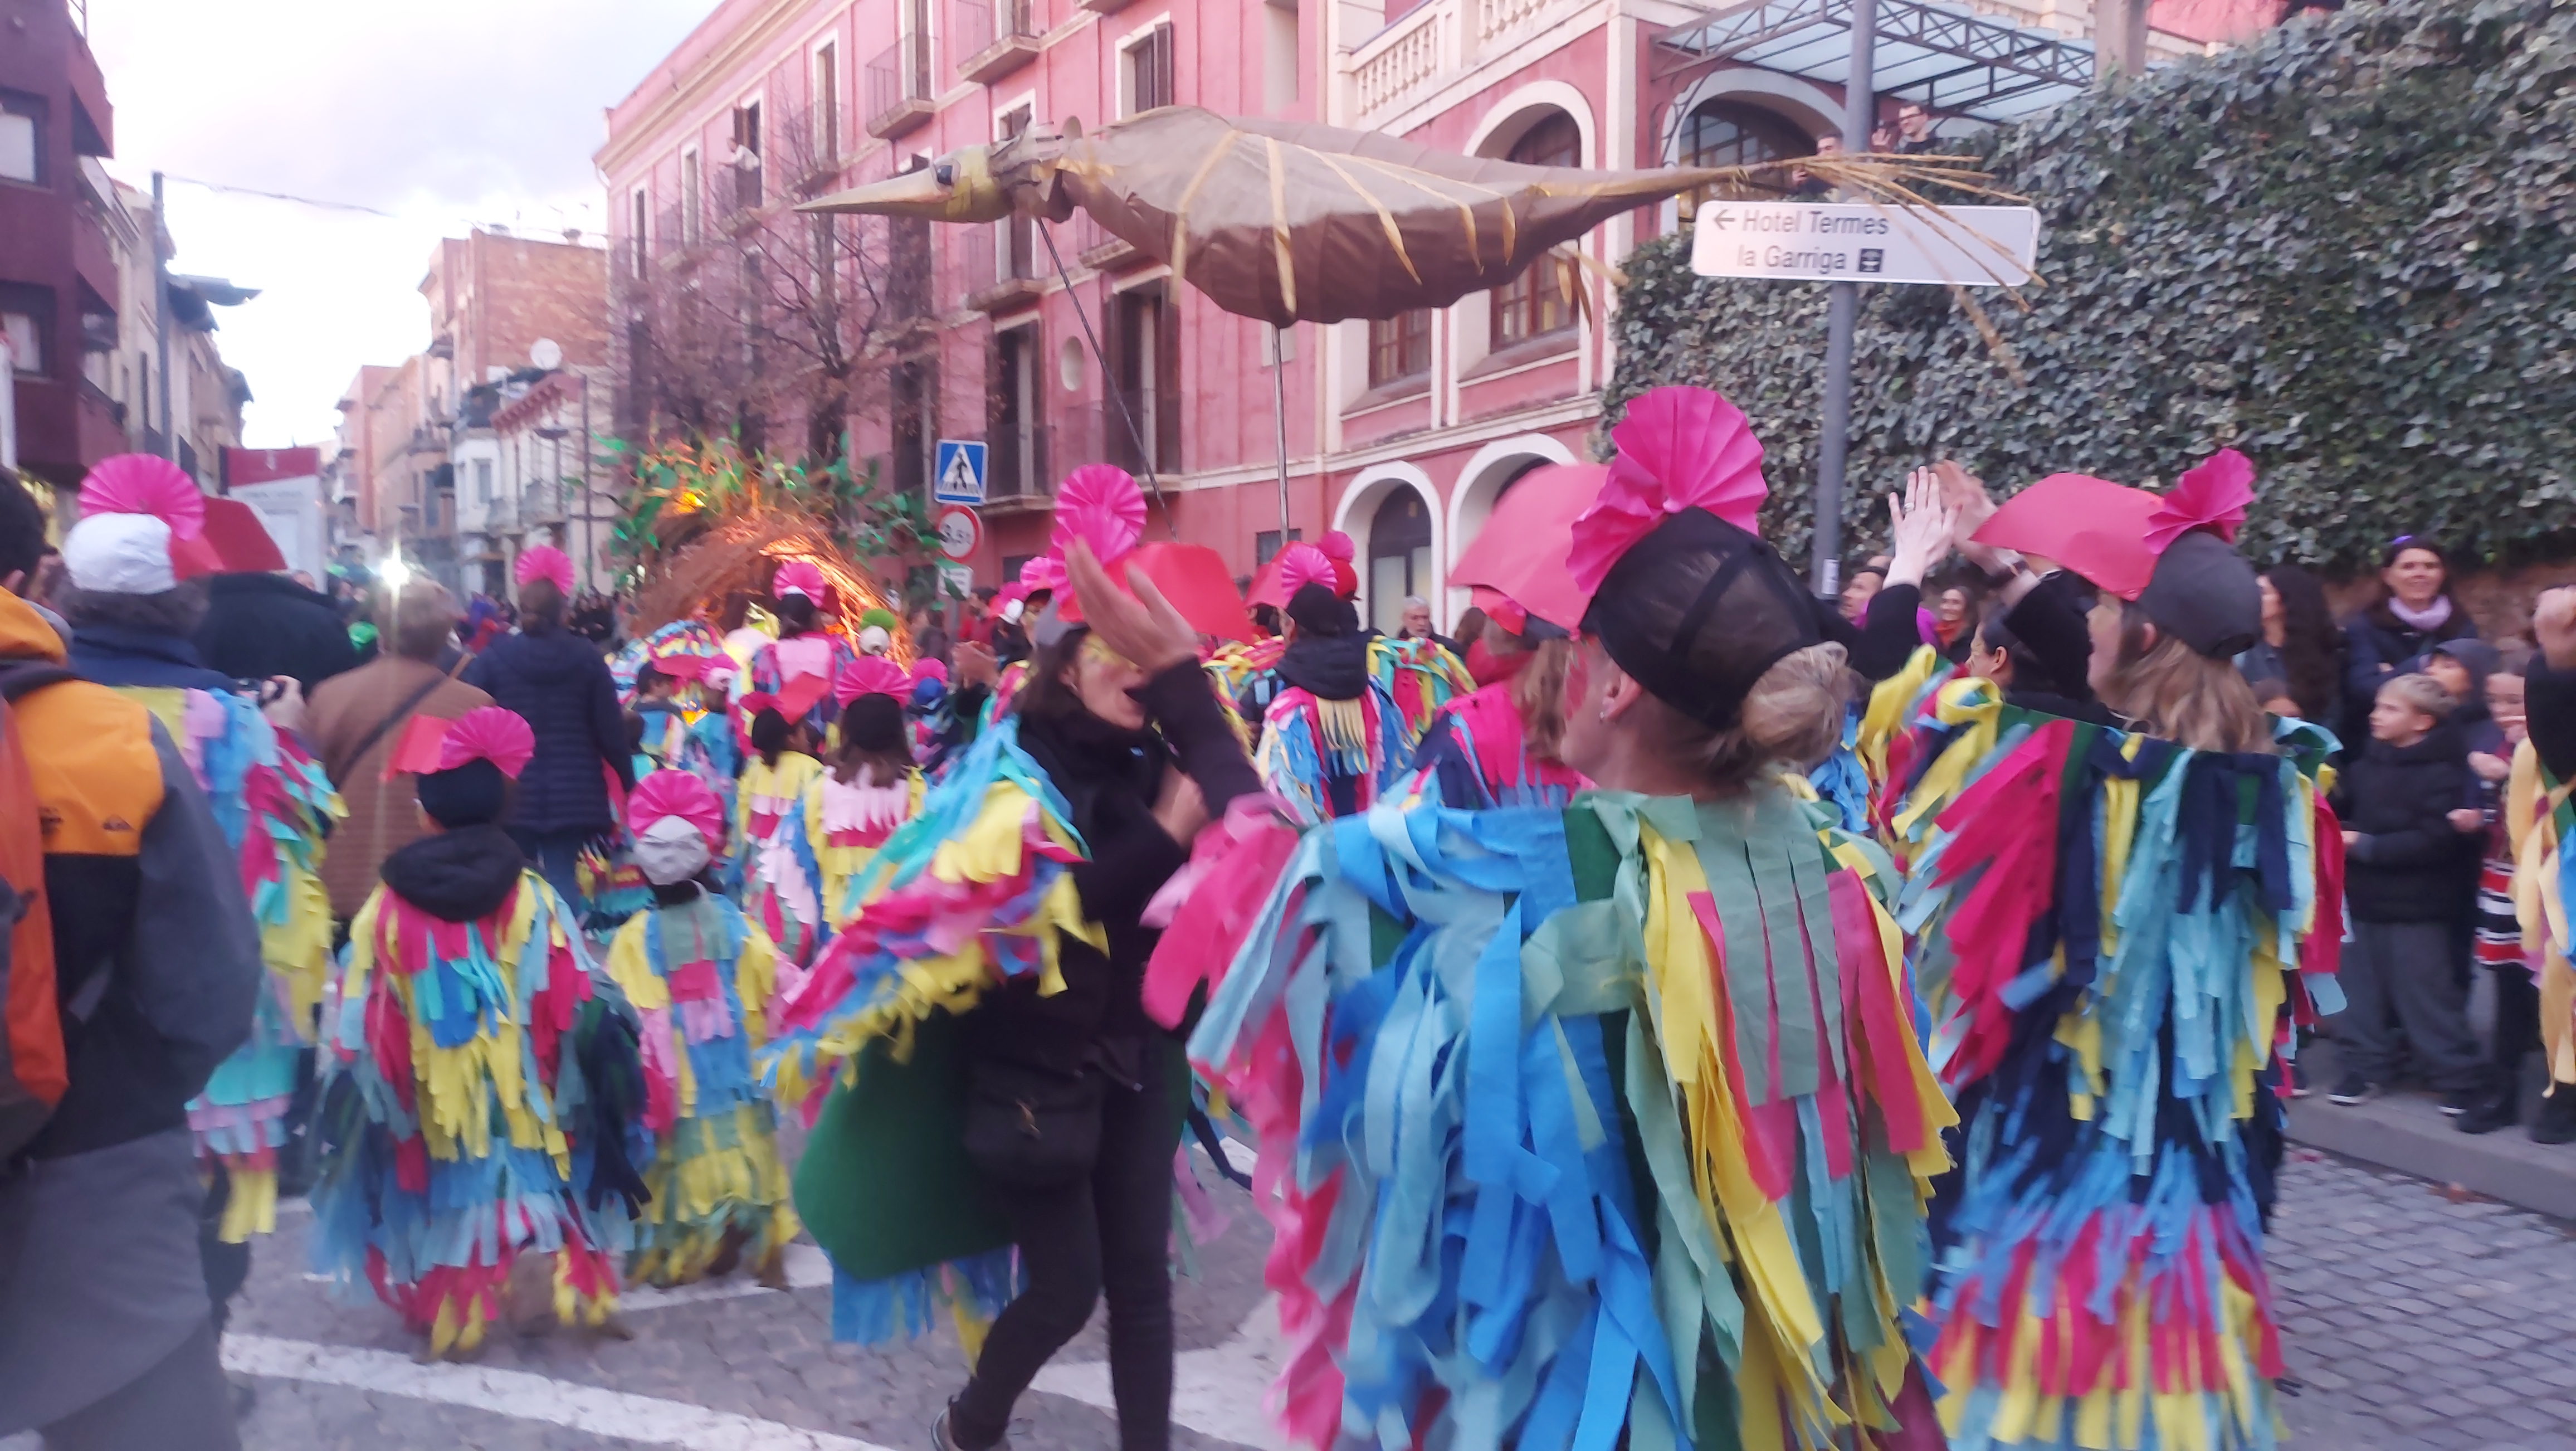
<box><xmin>460</xmin><ymin>554</ymin><xmax>633</xmax><ymax>913</ymax></box>
<box><xmin>939</xmin><ymin>542</ymin><xmax>1261</xmax><ymax>1451</ymax></box>
<box><xmin>2344</xmin><ymin>539</ymin><xmax>2478</xmax><ymax>744</ymax></box>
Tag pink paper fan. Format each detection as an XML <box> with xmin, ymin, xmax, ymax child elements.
<box><xmin>1275</xmin><ymin>543</ymin><xmax>1335</xmax><ymax>597</ymax></box>
<box><xmin>435</xmin><ymin>706</ymin><xmax>537</xmax><ymax>780</ymax></box>
<box><xmin>909</xmin><ymin>658</ymin><xmax>950</xmax><ymax>689</ymax></box>
<box><xmin>629</xmin><ymin>770</ymin><xmax>726</xmax><ymax>851</ymax></box>
<box><xmin>774</xmin><ymin>559</ymin><xmax>828</xmax><ymax>600</ymax></box>
<box><xmin>1568</xmin><ymin>387</ymin><xmax>1769</xmax><ymax>593</ymax></box>
<box><xmin>834</xmin><ymin>656</ymin><xmax>910</xmax><ymax>706</ymax></box>
<box><xmin>1050</xmin><ymin>465</ymin><xmax>1146</xmax><ymax>566</ymax></box>
<box><xmin>515</xmin><ymin>546</ymin><xmax>574</xmax><ymax>596</ymax></box>
<box><xmin>1319</xmin><ymin>531</ymin><xmax>1355</xmax><ymax>563</ymax></box>
<box><xmin>2144</xmin><ymin>448</ymin><xmax>2255</xmax><ymax>554</ymax></box>
<box><xmin>79</xmin><ymin>454</ymin><xmax>206</xmax><ymax>540</ymax></box>
<box><xmin>1019</xmin><ymin>555</ymin><xmax>1067</xmax><ymax>594</ymax></box>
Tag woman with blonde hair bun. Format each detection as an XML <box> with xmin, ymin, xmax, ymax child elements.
<box><xmin>1165</xmin><ymin>386</ymin><xmax>1955</xmax><ymax>1450</ymax></box>
<box><xmin>1895</xmin><ymin>449</ymin><xmax>2347</xmax><ymax>1448</ymax></box>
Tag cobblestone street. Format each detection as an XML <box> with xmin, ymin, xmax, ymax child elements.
<box><xmin>7</xmin><ymin>1147</ymin><xmax>2565</xmax><ymax>1449</ymax></box>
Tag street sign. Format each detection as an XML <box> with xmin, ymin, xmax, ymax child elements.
<box><xmin>938</xmin><ymin>563</ymin><xmax>973</xmax><ymax>599</ymax></box>
<box><xmin>934</xmin><ymin>503</ymin><xmax>982</xmax><ymax>562</ymax></box>
<box><xmin>933</xmin><ymin>440</ymin><xmax>988</xmax><ymax>505</ymax></box>
<box><xmin>1691</xmin><ymin>202</ymin><xmax>2040</xmax><ymax>287</ymax></box>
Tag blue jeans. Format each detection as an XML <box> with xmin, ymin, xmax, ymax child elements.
<box><xmin>510</xmin><ymin>827</ymin><xmax>591</xmax><ymax>920</ymax></box>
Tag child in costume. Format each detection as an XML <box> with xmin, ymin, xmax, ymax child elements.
<box><xmin>2462</xmin><ymin>650</ymin><xmax>2538</xmax><ymax>1134</ymax></box>
<box><xmin>746</xmin><ymin>561</ymin><xmax>860</xmax><ymax>739</ymax></box>
<box><xmin>815</xmin><ymin>658</ymin><xmax>925</xmax><ymax>919</ymax></box>
<box><xmin>1897</xmin><ymin>450</ymin><xmax>2346</xmax><ymax>1449</ymax></box>
<box><xmin>761</xmin><ymin>469</ymin><xmax>1263</xmax><ymax>1451</ymax></box>
<box><xmin>309</xmin><ymin>707</ymin><xmax>646</xmax><ymax>1360</ymax></box>
<box><xmin>737</xmin><ymin>700</ymin><xmax>830</xmax><ymax>967</ymax></box>
<box><xmin>1165</xmin><ymin>386</ymin><xmax>1956</xmax><ymax>1451</ymax></box>
<box><xmin>55</xmin><ymin>455</ymin><xmax>342</xmax><ymax>1251</ymax></box>
<box><xmin>602</xmin><ymin>770</ymin><xmax>797</xmax><ymax>1288</ymax></box>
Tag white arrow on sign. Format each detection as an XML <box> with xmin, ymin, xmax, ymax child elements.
<box><xmin>1691</xmin><ymin>202</ymin><xmax>2039</xmax><ymax>286</ymax></box>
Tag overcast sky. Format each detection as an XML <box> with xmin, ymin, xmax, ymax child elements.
<box><xmin>86</xmin><ymin>0</ymin><xmax>715</xmax><ymax>449</ymax></box>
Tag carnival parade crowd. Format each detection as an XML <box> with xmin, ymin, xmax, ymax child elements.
<box><xmin>9</xmin><ymin>402</ymin><xmax>2576</xmax><ymax>1451</ymax></box>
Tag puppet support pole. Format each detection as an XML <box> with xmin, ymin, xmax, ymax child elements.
<box><xmin>1811</xmin><ymin>0</ymin><xmax>1876</xmax><ymax>596</ymax></box>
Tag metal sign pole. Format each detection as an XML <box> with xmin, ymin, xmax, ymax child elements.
<box><xmin>1811</xmin><ymin>0</ymin><xmax>1876</xmax><ymax>597</ymax></box>
<box><xmin>1271</xmin><ymin>324</ymin><xmax>1292</xmax><ymax>543</ymax></box>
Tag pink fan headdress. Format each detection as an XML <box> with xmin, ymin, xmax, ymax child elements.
<box><xmin>1319</xmin><ymin>531</ymin><xmax>1355</xmax><ymax>563</ymax></box>
<box><xmin>773</xmin><ymin>559</ymin><xmax>828</xmax><ymax>601</ymax></box>
<box><xmin>436</xmin><ymin>707</ymin><xmax>537</xmax><ymax>780</ymax></box>
<box><xmin>516</xmin><ymin>546</ymin><xmax>574</xmax><ymax>597</ymax></box>
<box><xmin>1567</xmin><ymin>387</ymin><xmax>1770</xmax><ymax>593</ymax></box>
<box><xmin>2143</xmin><ymin>448</ymin><xmax>2255</xmax><ymax>554</ymax></box>
<box><xmin>910</xmin><ymin>658</ymin><xmax>950</xmax><ymax>689</ymax></box>
<box><xmin>80</xmin><ymin>454</ymin><xmax>207</xmax><ymax>538</ymax></box>
<box><xmin>1275</xmin><ymin>543</ymin><xmax>1335</xmax><ymax>597</ymax></box>
<box><xmin>834</xmin><ymin>656</ymin><xmax>910</xmax><ymax>707</ymax></box>
<box><xmin>1018</xmin><ymin>554</ymin><xmax>1067</xmax><ymax>596</ymax></box>
<box><xmin>1048</xmin><ymin>466</ymin><xmax>1148</xmax><ymax>569</ymax></box>
<box><xmin>629</xmin><ymin>770</ymin><xmax>727</xmax><ymax>852</ymax></box>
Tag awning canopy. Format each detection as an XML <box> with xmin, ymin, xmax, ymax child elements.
<box><xmin>1656</xmin><ymin>0</ymin><xmax>2116</xmax><ymax>123</ymax></box>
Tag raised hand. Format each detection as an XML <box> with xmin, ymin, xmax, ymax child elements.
<box><xmin>1885</xmin><ymin>468</ymin><xmax>1958</xmax><ymax>589</ymax></box>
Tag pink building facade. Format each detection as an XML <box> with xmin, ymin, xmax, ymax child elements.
<box><xmin>598</xmin><ymin>0</ymin><xmax>2229</xmax><ymax>632</ymax></box>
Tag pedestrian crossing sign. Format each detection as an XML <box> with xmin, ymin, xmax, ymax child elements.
<box><xmin>934</xmin><ymin>440</ymin><xmax>987</xmax><ymax>505</ymax></box>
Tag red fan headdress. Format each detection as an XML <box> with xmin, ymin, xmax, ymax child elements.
<box><xmin>835</xmin><ymin>656</ymin><xmax>910</xmax><ymax>707</ymax></box>
<box><xmin>1567</xmin><ymin>387</ymin><xmax>1769</xmax><ymax>593</ymax></box>
<box><xmin>516</xmin><ymin>546</ymin><xmax>574</xmax><ymax>597</ymax></box>
<box><xmin>201</xmin><ymin>497</ymin><xmax>288</xmax><ymax>574</ymax></box>
<box><xmin>773</xmin><ymin>559</ymin><xmax>828</xmax><ymax>602</ymax></box>
<box><xmin>63</xmin><ymin>454</ymin><xmax>219</xmax><ymax>593</ymax></box>
<box><xmin>384</xmin><ymin>706</ymin><xmax>537</xmax><ymax>781</ymax></box>
<box><xmin>628</xmin><ymin>770</ymin><xmax>727</xmax><ymax>853</ymax></box>
<box><xmin>1449</xmin><ymin>462</ymin><xmax>1610</xmax><ymax>635</ymax></box>
<box><xmin>1319</xmin><ymin>530</ymin><xmax>1359</xmax><ymax>599</ymax></box>
<box><xmin>1042</xmin><ymin>465</ymin><xmax>1251</xmax><ymax>641</ymax></box>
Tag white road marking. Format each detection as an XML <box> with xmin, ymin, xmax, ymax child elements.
<box><xmin>1031</xmin><ymin>1296</ymin><xmax>1283</xmax><ymax>1450</ymax></box>
<box><xmin>222</xmin><ymin>1334</ymin><xmax>889</xmax><ymax>1451</ymax></box>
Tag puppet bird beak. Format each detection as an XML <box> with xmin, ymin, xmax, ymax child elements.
<box><xmin>798</xmin><ymin>146</ymin><xmax>1009</xmax><ymax>222</ymax></box>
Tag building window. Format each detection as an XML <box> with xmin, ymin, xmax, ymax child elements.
<box><xmin>1124</xmin><ymin>23</ymin><xmax>1175</xmax><ymax>117</ymax></box>
<box><xmin>1491</xmin><ymin>113</ymin><xmax>1581</xmax><ymax>347</ymax></box>
<box><xmin>1365</xmin><ymin>489</ymin><xmax>1432</xmax><ymax>635</ymax></box>
<box><xmin>990</xmin><ymin>325</ymin><xmax>1038</xmax><ymax>498</ymax></box>
<box><xmin>630</xmin><ymin>188</ymin><xmax>650</xmax><ymax>272</ymax></box>
<box><xmin>475</xmin><ymin>459</ymin><xmax>494</xmax><ymax>503</ymax></box>
<box><xmin>681</xmin><ymin>148</ymin><xmax>702</xmax><ymax>244</ymax></box>
<box><xmin>1367</xmin><ymin>310</ymin><xmax>1430</xmax><ymax>387</ymax></box>
<box><xmin>1254</xmin><ymin>528</ymin><xmax>1303</xmax><ymax>565</ymax></box>
<box><xmin>1681</xmin><ymin>100</ymin><xmax>1810</xmax><ymax>200</ymax></box>
<box><xmin>733</xmin><ymin>101</ymin><xmax>764</xmax><ymax>212</ymax></box>
<box><xmin>0</xmin><ymin>284</ymin><xmax>50</xmax><ymax>377</ymax></box>
<box><xmin>0</xmin><ymin>91</ymin><xmax>42</xmax><ymax>186</ymax></box>
<box><xmin>998</xmin><ymin>105</ymin><xmax>1036</xmax><ymax>281</ymax></box>
<box><xmin>814</xmin><ymin>44</ymin><xmax>840</xmax><ymax>162</ymax></box>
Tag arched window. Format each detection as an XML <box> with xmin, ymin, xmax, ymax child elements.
<box><xmin>1365</xmin><ymin>488</ymin><xmax>1433</xmax><ymax>635</ymax></box>
<box><xmin>1491</xmin><ymin>112</ymin><xmax>1582</xmax><ymax>347</ymax></box>
<box><xmin>1680</xmin><ymin>100</ymin><xmax>1812</xmax><ymax>201</ymax></box>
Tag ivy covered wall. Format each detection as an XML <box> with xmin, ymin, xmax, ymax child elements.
<box><xmin>1607</xmin><ymin>0</ymin><xmax>2576</xmax><ymax>572</ymax></box>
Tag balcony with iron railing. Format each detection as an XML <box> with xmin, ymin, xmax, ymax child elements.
<box><xmin>956</xmin><ymin>0</ymin><xmax>1042</xmax><ymax>84</ymax></box>
<box><xmin>962</xmin><ymin>217</ymin><xmax>1045</xmax><ymax>313</ymax></box>
<box><xmin>864</xmin><ymin>36</ymin><xmax>938</xmax><ymax>140</ymax></box>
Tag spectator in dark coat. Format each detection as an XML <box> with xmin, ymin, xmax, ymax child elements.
<box><xmin>2344</xmin><ymin>539</ymin><xmax>2478</xmax><ymax>744</ymax></box>
<box><xmin>194</xmin><ymin>570</ymin><xmax>360</xmax><ymax>694</ymax></box>
<box><xmin>2236</xmin><ymin>565</ymin><xmax>2346</xmax><ymax>731</ymax></box>
<box><xmin>2326</xmin><ymin>671</ymin><xmax>2487</xmax><ymax>1111</ymax></box>
<box><xmin>461</xmin><ymin>566</ymin><xmax>632</xmax><ymax>912</ymax></box>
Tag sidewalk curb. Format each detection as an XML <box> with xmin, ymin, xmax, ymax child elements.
<box><xmin>2284</xmin><ymin>1040</ymin><xmax>2576</xmax><ymax>1220</ymax></box>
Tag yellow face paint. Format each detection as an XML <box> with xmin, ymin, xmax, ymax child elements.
<box><xmin>1080</xmin><ymin>632</ymin><xmax>1135</xmax><ymax>672</ymax></box>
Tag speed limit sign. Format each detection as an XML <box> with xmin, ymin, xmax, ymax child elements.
<box><xmin>934</xmin><ymin>504</ymin><xmax>981</xmax><ymax>562</ymax></box>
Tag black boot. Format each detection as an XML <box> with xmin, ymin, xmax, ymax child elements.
<box><xmin>2533</xmin><ymin>1086</ymin><xmax>2576</xmax><ymax>1145</ymax></box>
<box><xmin>2458</xmin><ymin>1078</ymin><xmax>2520</xmax><ymax>1135</ymax></box>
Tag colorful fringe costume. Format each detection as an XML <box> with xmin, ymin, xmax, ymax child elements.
<box><xmin>121</xmin><ymin>684</ymin><xmax>341</xmax><ymax>1243</ymax></box>
<box><xmin>1166</xmin><ymin>786</ymin><xmax>1955</xmax><ymax>1451</ymax></box>
<box><xmin>1370</xmin><ymin>631</ymin><xmax>1474</xmax><ymax>751</ymax></box>
<box><xmin>2506</xmin><ymin>740</ymin><xmax>2576</xmax><ymax>1093</ymax></box>
<box><xmin>812</xmin><ymin>765</ymin><xmax>926</xmax><ymax>922</ymax></box>
<box><xmin>760</xmin><ymin>720</ymin><xmax>1099</xmax><ymax>1345</ymax></box>
<box><xmin>1257</xmin><ymin>680</ymin><xmax>1394</xmax><ymax>826</ymax></box>
<box><xmin>310</xmin><ymin>866</ymin><xmax>633</xmax><ymax>1357</ymax></box>
<box><xmin>602</xmin><ymin>889</ymin><xmax>797</xmax><ymax>1286</ymax></box>
<box><xmin>738</xmin><ymin>749</ymin><xmax>829</xmax><ymax>966</ymax></box>
<box><xmin>1402</xmin><ymin>679</ymin><xmax>1588</xmax><ymax>809</ymax></box>
<box><xmin>1890</xmin><ymin>678</ymin><xmax>2346</xmax><ymax>1449</ymax></box>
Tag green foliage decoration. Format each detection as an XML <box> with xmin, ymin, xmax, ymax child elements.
<box><xmin>1608</xmin><ymin>0</ymin><xmax>2576</xmax><ymax>571</ymax></box>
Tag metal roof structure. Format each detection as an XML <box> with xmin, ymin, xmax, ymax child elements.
<box><xmin>1655</xmin><ymin>0</ymin><xmax>2115</xmax><ymax>123</ymax></box>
